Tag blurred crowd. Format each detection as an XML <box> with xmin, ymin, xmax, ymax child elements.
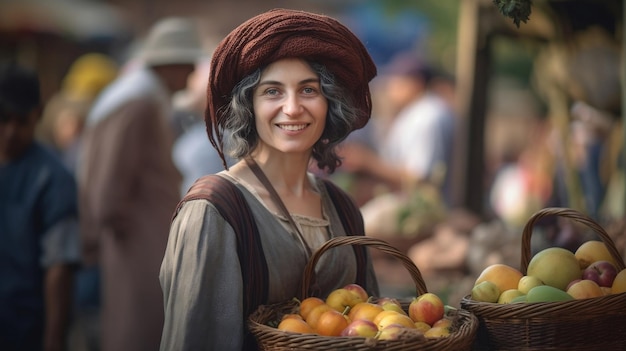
<box><xmin>1</xmin><ymin>6</ymin><xmax>624</xmax><ymax>351</ymax></box>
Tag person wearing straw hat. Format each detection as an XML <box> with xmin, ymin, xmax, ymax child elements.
<box><xmin>77</xmin><ymin>17</ymin><xmax>205</xmax><ymax>351</ymax></box>
<box><xmin>159</xmin><ymin>8</ymin><xmax>381</xmax><ymax>351</ymax></box>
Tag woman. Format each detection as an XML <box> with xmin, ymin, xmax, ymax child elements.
<box><xmin>159</xmin><ymin>9</ymin><xmax>380</xmax><ymax>350</ymax></box>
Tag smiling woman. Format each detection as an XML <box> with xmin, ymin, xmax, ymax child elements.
<box><xmin>159</xmin><ymin>8</ymin><xmax>380</xmax><ymax>351</ymax></box>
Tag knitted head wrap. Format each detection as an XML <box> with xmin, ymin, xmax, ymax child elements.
<box><xmin>206</xmin><ymin>8</ymin><xmax>377</xmax><ymax>167</ymax></box>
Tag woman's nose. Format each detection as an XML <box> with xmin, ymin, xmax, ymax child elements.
<box><xmin>282</xmin><ymin>94</ymin><xmax>304</xmax><ymax>116</ymax></box>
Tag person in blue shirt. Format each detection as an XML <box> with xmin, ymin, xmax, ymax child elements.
<box><xmin>0</xmin><ymin>62</ymin><xmax>80</xmax><ymax>351</ymax></box>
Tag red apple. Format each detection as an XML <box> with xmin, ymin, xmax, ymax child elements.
<box><xmin>408</xmin><ymin>293</ymin><xmax>445</xmax><ymax>326</ymax></box>
<box><xmin>343</xmin><ymin>283</ymin><xmax>369</xmax><ymax>303</ymax></box>
<box><xmin>582</xmin><ymin>260</ymin><xmax>618</xmax><ymax>287</ymax></box>
<box><xmin>340</xmin><ymin>319</ymin><xmax>378</xmax><ymax>337</ymax></box>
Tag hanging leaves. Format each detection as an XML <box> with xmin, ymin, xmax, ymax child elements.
<box><xmin>493</xmin><ymin>0</ymin><xmax>533</xmax><ymax>28</ymax></box>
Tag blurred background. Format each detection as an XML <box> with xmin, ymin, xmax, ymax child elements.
<box><xmin>1</xmin><ymin>0</ymin><xmax>624</xmax><ymax>312</ymax></box>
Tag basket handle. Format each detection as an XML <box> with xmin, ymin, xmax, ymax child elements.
<box><xmin>520</xmin><ymin>207</ymin><xmax>626</xmax><ymax>273</ymax></box>
<box><xmin>300</xmin><ymin>236</ymin><xmax>428</xmax><ymax>300</ymax></box>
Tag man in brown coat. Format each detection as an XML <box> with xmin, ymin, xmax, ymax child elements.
<box><xmin>78</xmin><ymin>17</ymin><xmax>205</xmax><ymax>351</ymax></box>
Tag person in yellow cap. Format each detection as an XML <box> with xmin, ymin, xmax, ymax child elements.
<box><xmin>37</xmin><ymin>53</ymin><xmax>119</xmax><ymax>173</ymax></box>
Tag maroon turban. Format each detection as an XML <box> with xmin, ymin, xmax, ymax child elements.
<box><xmin>206</xmin><ymin>8</ymin><xmax>377</xmax><ymax>167</ymax></box>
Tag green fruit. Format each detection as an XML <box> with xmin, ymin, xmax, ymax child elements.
<box><xmin>526</xmin><ymin>285</ymin><xmax>574</xmax><ymax>303</ymax></box>
<box><xmin>527</xmin><ymin>247</ymin><xmax>581</xmax><ymax>291</ymax></box>
<box><xmin>510</xmin><ymin>295</ymin><xmax>527</xmax><ymax>303</ymax></box>
<box><xmin>497</xmin><ymin>289</ymin><xmax>525</xmax><ymax>304</ymax></box>
<box><xmin>471</xmin><ymin>281</ymin><xmax>500</xmax><ymax>303</ymax></box>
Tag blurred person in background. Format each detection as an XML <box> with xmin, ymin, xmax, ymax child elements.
<box><xmin>37</xmin><ymin>53</ymin><xmax>119</xmax><ymax>351</ymax></box>
<box><xmin>339</xmin><ymin>51</ymin><xmax>455</xmax><ymax>241</ymax></box>
<box><xmin>37</xmin><ymin>53</ymin><xmax>119</xmax><ymax>174</ymax></box>
<box><xmin>0</xmin><ymin>62</ymin><xmax>80</xmax><ymax>351</ymax></box>
<box><xmin>77</xmin><ymin>17</ymin><xmax>205</xmax><ymax>351</ymax></box>
<box><xmin>171</xmin><ymin>58</ymin><xmax>236</xmax><ymax>197</ymax></box>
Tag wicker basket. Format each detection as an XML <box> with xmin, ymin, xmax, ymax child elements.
<box><xmin>460</xmin><ymin>207</ymin><xmax>626</xmax><ymax>350</ymax></box>
<box><xmin>248</xmin><ymin>236</ymin><xmax>478</xmax><ymax>350</ymax></box>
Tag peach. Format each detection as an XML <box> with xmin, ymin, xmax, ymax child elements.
<box><xmin>475</xmin><ymin>264</ymin><xmax>523</xmax><ymax>294</ymax></box>
<box><xmin>566</xmin><ymin>279</ymin><xmax>604</xmax><ymax>299</ymax></box>
<box><xmin>343</xmin><ymin>283</ymin><xmax>369</xmax><ymax>302</ymax></box>
<box><xmin>316</xmin><ymin>309</ymin><xmax>350</xmax><ymax>336</ymax></box>
<box><xmin>575</xmin><ymin>240</ymin><xmax>620</xmax><ymax>269</ymax></box>
<box><xmin>612</xmin><ymin>268</ymin><xmax>626</xmax><ymax>294</ymax></box>
<box><xmin>277</xmin><ymin>317</ymin><xmax>315</xmax><ymax>334</ymax></box>
<box><xmin>408</xmin><ymin>293</ymin><xmax>445</xmax><ymax>326</ymax></box>
<box><xmin>424</xmin><ymin>326</ymin><xmax>450</xmax><ymax>338</ymax></box>
<box><xmin>377</xmin><ymin>312</ymin><xmax>416</xmax><ymax>330</ymax></box>
<box><xmin>340</xmin><ymin>319</ymin><xmax>378</xmax><ymax>337</ymax></box>
<box><xmin>348</xmin><ymin>302</ymin><xmax>383</xmax><ymax>323</ymax></box>
<box><xmin>326</xmin><ymin>288</ymin><xmax>363</xmax><ymax>312</ymax></box>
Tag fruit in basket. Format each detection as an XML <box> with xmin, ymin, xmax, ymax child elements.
<box><xmin>474</xmin><ymin>263</ymin><xmax>523</xmax><ymax>293</ymax></box>
<box><xmin>526</xmin><ymin>285</ymin><xmax>574</xmax><ymax>302</ymax></box>
<box><xmin>344</xmin><ymin>283</ymin><xmax>369</xmax><ymax>302</ymax></box>
<box><xmin>326</xmin><ymin>288</ymin><xmax>364</xmax><ymax>312</ymax></box>
<box><xmin>408</xmin><ymin>293</ymin><xmax>445</xmax><ymax>326</ymax></box>
<box><xmin>527</xmin><ymin>247</ymin><xmax>581</xmax><ymax>291</ymax></box>
<box><xmin>424</xmin><ymin>326</ymin><xmax>450</xmax><ymax>338</ymax></box>
<box><xmin>340</xmin><ymin>319</ymin><xmax>378</xmax><ymax>337</ymax></box>
<box><xmin>566</xmin><ymin>279</ymin><xmax>604</xmax><ymax>299</ymax></box>
<box><xmin>375</xmin><ymin>324</ymin><xmax>403</xmax><ymax>341</ymax></box>
<box><xmin>377</xmin><ymin>298</ymin><xmax>407</xmax><ymax>315</ymax></box>
<box><xmin>378</xmin><ymin>312</ymin><xmax>416</xmax><ymax>330</ymax></box>
<box><xmin>510</xmin><ymin>295</ymin><xmax>527</xmax><ymax>303</ymax></box>
<box><xmin>582</xmin><ymin>260</ymin><xmax>618</xmax><ymax>287</ymax></box>
<box><xmin>414</xmin><ymin>321</ymin><xmax>431</xmax><ymax>332</ymax></box>
<box><xmin>348</xmin><ymin>302</ymin><xmax>383</xmax><ymax>323</ymax></box>
<box><xmin>316</xmin><ymin>308</ymin><xmax>351</xmax><ymax>336</ymax></box>
<box><xmin>518</xmin><ymin>275</ymin><xmax>544</xmax><ymax>294</ymax></box>
<box><xmin>432</xmin><ymin>317</ymin><xmax>452</xmax><ymax>329</ymax></box>
<box><xmin>277</xmin><ymin>317</ymin><xmax>316</xmax><ymax>334</ymax></box>
<box><xmin>471</xmin><ymin>281</ymin><xmax>500</xmax><ymax>303</ymax></box>
<box><xmin>281</xmin><ymin>313</ymin><xmax>304</xmax><ymax>321</ymax></box>
<box><xmin>298</xmin><ymin>297</ymin><xmax>325</xmax><ymax>320</ymax></box>
<box><xmin>373</xmin><ymin>310</ymin><xmax>404</xmax><ymax>326</ymax></box>
<box><xmin>497</xmin><ymin>289</ymin><xmax>525</xmax><ymax>304</ymax></box>
<box><xmin>612</xmin><ymin>268</ymin><xmax>626</xmax><ymax>294</ymax></box>
<box><xmin>575</xmin><ymin>240</ymin><xmax>620</xmax><ymax>269</ymax></box>
<box><xmin>305</xmin><ymin>303</ymin><xmax>334</xmax><ymax>330</ymax></box>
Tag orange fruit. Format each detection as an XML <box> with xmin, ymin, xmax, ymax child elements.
<box><xmin>299</xmin><ymin>297</ymin><xmax>325</xmax><ymax>320</ymax></box>
<box><xmin>315</xmin><ymin>309</ymin><xmax>350</xmax><ymax>336</ymax></box>
<box><xmin>474</xmin><ymin>263</ymin><xmax>524</xmax><ymax>293</ymax></box>
<box><xmin>373</xmin><ymin>310</ymin><xmax>402</xmax><ymax>326</ymax></box>
<box><xmin>305</xmin><ymin>303</ymin><xmax>334</xmax><ymax>330</ymax></box>
<box><xmin>277</xmin><ymin>317</ymin><xmax>315</xmax><ymax>334</ymax></box>
<box><xmin>348</xmin><ymin>302</ymin><xmax>383</xmax><ymax>323</ymax></box>
<box><xmin>281</xmin><ymin>313</ymin><xmax>304</xmax><ymax>321</ymax></box>
<box><xmin>377</xmin><ymin>312</ymin><xmax>416</xmax><ymax>330</ymax></box>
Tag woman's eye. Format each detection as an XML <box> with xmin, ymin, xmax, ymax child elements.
<box><xmin>265</xmin><ymin>88</ymin><xmax>279</xmax><ymax>96</ymax></box>
<box><xmin>303</xmin><ymin>87</ymin><xmax>316</xmax><ymax>94</ymax></box>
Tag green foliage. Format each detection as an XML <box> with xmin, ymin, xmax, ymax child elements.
<box><xmin>493</xmin><ymin>0</ymin><xmax>533</xmax><ymax>28</ymax></box>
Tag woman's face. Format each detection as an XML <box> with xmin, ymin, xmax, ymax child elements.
<box><xmin>252</xmin><ymin>58</ymin><xmax>328</xmax><ymax>158</ymax></box>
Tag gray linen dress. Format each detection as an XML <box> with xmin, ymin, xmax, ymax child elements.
<box><xmin>159</xmin><ymin>172</ymin><xmax>379</xmax><ymax>350</ymax></box>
